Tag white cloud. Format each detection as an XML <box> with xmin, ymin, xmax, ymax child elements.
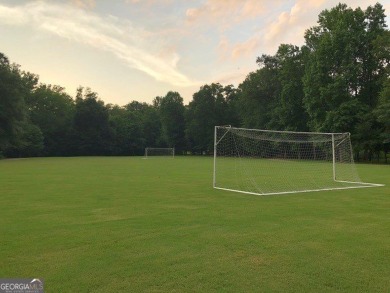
<box><xmin>186</xmin><ymin>0</ymin><xmax>272</xmax><ymax>25</ymax></box>
<box><xmin>216</xmin><ymin>0</ymin><xmax>388</xmax><ymax>61</ymax></box>
<box><xmin>70</xmin><ymin>0</ymin><xmax>96</xmax><ymax>9</ymax></box>
<box><xmin>0</xmin><ymin>4</ymin><xmax>28</xmax><ymax>25</ymax></box>
<box><xmin>231</xmin><ymin>35</ymin><xmax>261</xmax><ymax>59</ymax></box>
<box><xmin>263</xmin><ymin>0</ymin><xmax>327</xmax><ymax>45</ymax></box>
<box><xmin>262</xmin><ymin>0</ymin><xmax>389</xmax><ymax>48</ymax></box>
<box><xmin>0</xmin><ymin>1</ymin><xmax>197</xmax><ymax>87</ymax></box>
<box><xmin>213</xmin><ymin>69</ymin><xmax>250</xmax><ymax>85</ymax></box>
<box><xmin>187</xmin><ymin>0</ymin><xmax>285</xmax><ymax>62</ymax></box>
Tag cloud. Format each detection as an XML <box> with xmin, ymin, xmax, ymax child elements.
<box><xmin>0</xmin><ymin>1</ymin><xmax>196</xmax><ymax>87</ymax></box>
<box><xmin>186</xmin><ymin>0</ymin><xmax>292</xmax><ymax>61</ymax></box>
<box><xmin>263</xmin><ymin>0</ymin><xmax>327</xmax><ymax>45</ymax></box>
<box><xmin>70</xmin><ymin>0</ymin><xmax>96</xmax><ymax>9</ymax></box>
<box><xmin>186</xmin><ymin>0</ymin><xmax>272</xmax><ymax>28</ymax></box>
<box><xmin>262</xmin><ymin>0</ymin><xmax>388</xmax><ymax>47</ymax></box>
<box><xmin>222</xmin><ymin>0</ymin><xmax>368</xmax><ymax>60</ymax></box>
<box><xmin>124</xmin><ymin>0</ymin><xmax>175</xmax><ymax>7</ymax></box>
<box><xmin>231</xmin><ymin>35</ymin><xmax>262</xmax><ymax>59</ymax></box>
<box><xmin>216</xmin><ymin>34</ymin><xmax>261</xmax><ymax>61</ymax></box>
<box><xmin>213</xmin><ymin>70</ymin><xmax>250</xmax><ymax>85</ymax></box>
<box><xmin>214</xmin><ymin>0</ymin><xmax>388</xmax><ymax>63</ymax></box>
<box><xmin>0</xmin><ymin>4</ymin><xmax>28</xmax><ymax>25</ymax></box>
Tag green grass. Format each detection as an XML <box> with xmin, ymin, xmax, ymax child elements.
<box><xmin>215</xmin><ymin>157</ymin><xmax>376</xmax><ymax>195</ymax></box>
<box><xmin>0</xmin><ymin>157</ymin><xmax>389</xmax><ymax>292</ymax></box>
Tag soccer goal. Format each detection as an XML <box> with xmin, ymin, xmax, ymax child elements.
<box><xmin>213</xmin><ymin>126</ymin><xmax>383</xmax><ymax>196</ymax></box>
<box><xmin>144</xmin><ymin>147</ymin><xmax>175</xmax><ymax>158</ymax></box>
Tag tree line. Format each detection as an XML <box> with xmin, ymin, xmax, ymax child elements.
<box><xmin>1</xmin><ymin>3</ymin><xmax>389</xmax><ymax>161</ymax></box>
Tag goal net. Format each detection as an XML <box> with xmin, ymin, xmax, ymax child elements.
<box><xmin>144</xmin><ymin>147</ymin><xmax>175</xmax><ymax>158</ymax></box>
<box><xmin>213</xmin><ymin>126</ymin><xmax>383</xmax><ymax>195</ymax></box>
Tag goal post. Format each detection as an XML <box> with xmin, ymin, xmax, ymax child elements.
<box><xmin>213</xmin><ymin>126</ymin><xmax>383</xmax><ymax>196</ymax></box>
<box><xmin>144</xmin><ymin>147</ymin><xmax>175</xmax><ymax>158</ymax></box>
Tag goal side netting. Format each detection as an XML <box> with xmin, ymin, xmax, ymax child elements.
<box><xmin>213</xmin><ymin>126</ymin><xmax>383</xmax><ymax>195</ymax></box>
<box><xmin>144</xmin><ymin>147</ymin><xmax>175</xmax><ymax>158</ymax></box>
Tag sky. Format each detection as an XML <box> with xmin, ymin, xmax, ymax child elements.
<box><xmin>0</xmin><ymin>0</ymin><xmax>389</xmax><ymax>105</ymax></box>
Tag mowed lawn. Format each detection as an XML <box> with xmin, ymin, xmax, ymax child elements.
<box><xmin>0</xmin><ymin>157</ymin><xmax>389</xmax><ymax>292</ymax></box>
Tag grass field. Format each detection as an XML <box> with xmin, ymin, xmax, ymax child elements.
<box><xmin>215</xmin><ymin>157</ymin><xmax>380</xmax><ymax>195</ymax></box>
<box><xmin>0</xmin><ymin>157</ymin><xmax>389</xmax><ymax>292</ymax></box>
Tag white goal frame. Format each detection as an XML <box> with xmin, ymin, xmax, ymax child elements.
<box><xmin>144</xmin><ymin>147</ymin><xmax>175</xmax><ymax>158</ymax></box>
<box><xmin>213</xmin><ymin>126</ymin><xmax>383</xmax><ymax>196</ymax></box>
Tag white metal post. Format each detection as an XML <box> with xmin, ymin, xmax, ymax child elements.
<box><xmin>332</xmin><ymin>134</ymin><xmax>336</xmax><ymax>181</ymax></box>
<box><xmin>213</xmin><ymin>126</ymin><xmax>217</xmax><ymax>188</ymax></box>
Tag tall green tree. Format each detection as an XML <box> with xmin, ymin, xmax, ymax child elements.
<box><xmin>26</xmin><ymin>84</ymin><xmax>75</xmax><ymax>156</ymax></box>
<box><xmin>158</xmin><ymin>91</ymin><xmax>186</xmax><ymax>151</ymax></box>
<box><xmin>0</xmin><ymin>53</ymin><xmax>26</xmax><ymax>154</ymax></box>
<box><xmin>374</xmin><ymin>77</ymin><xmax>390</xmax><ymax>161</ymax></box>
<box><xmin>255</xmin><ymin>44</ymin><xmax>308</xmax><ymax>131</ymax></box>
<box><xmin>108</xmin><ymin>104</ymin><xmax>137</xmax><ymax>155</ymax></box>
<box><xmin>238</xmin><ymin>65</ymin><xmax>280</xmax><ymax>130</ymax></box>
<box><xmin>72</xmin><ymin>87</ymin><xmax>112</xmax><ymax>155</ymax></box>
<box><xmin>186</xmin><ymin>83</ymin><xmax>239</xmax><ymax>153</ymax></box>
<box><xmin>107</xmin><ymin>105</ymin><xmax>123</xmax><ymax>154</ymax></box>
<box><xmin>4</xmin><ymin>121</ymin><xmax>44</xmax><ymax>157</ymax></box>
<box><xmin>276</xmin><ymin>44</ymin><xmax>308</xmax><ymax>131</ymax></box>
<box><xmin>373</xmin><ymin>29</ymin><xmax>390</xmax><ymax>151</ymax></box>
<box><xmin>0</xmin><ymin>54</ymin><xmax>46</xmax><ymax>157</ymax></box>
<box><xmin>303</xmin><ymin>3</ymin><xmax>388</xmax><ymax>134</ymax></box>
<box><xmin>126</xmin><ymin>101</ymin><xmax>160</xmax><ymax>154</ymax></box>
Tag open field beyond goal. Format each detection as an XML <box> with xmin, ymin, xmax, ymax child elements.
<box><xmin>0</xmin><ymin>157</ymin><xmax>389</xmax><ymax>292</ymax></box>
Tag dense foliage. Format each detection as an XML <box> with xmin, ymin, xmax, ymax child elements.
<box><xmin>0</xmin><ymin>3</ymin><xmax>389</xmax><ymax>160</ymax></box>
